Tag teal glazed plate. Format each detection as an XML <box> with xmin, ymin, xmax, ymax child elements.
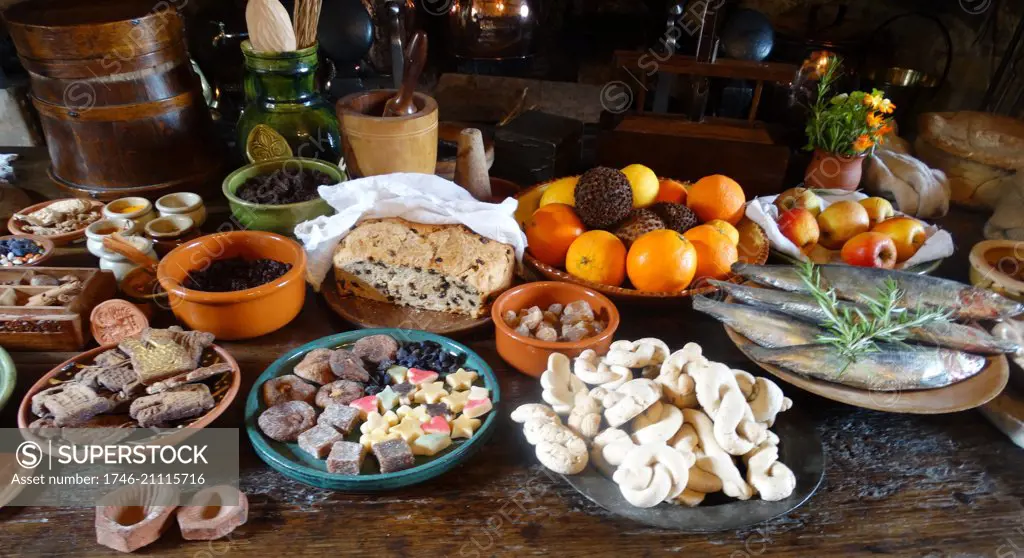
<box><xmin>0</xmin><ymin>346</ymin><xmax>13</xmax><ymax>412</ymax></box>
<box><xmin>245</xmin><ymin>329</ymin><xmax>501</xmax><ymax>490</ymax></box>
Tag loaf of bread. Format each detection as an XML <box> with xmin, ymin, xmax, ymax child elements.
<box><xmin>333</xmin><ymin>218</ymin><xmax>515</xmax><ymax>316</ymax></box>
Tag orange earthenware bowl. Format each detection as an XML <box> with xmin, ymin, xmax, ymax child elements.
<box><xmin>157</xmin><ymin>231</ymin><xmax>307</xmax><ymax>340</ymax></box>
<box><xmin>492</xmin><ymin>281</ymin><xmax>620</xmax><ymax>377</ymax></box>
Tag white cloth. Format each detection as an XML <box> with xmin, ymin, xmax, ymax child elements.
<box><xmin>295</xmin><ymin>173</ymin><xmax>527</xmax><ymax>290</ymax></box>
<box><xmin>745</xmin><ymin>189</ymin><xmax>954</xmax><ymax>269</ymax></box>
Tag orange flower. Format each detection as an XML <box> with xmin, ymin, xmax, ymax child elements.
<box><xmin>853</xmin><ymin>134</ymin><xmax>874</xmax><ymax>152</ymax></box>
<box><xmin>876</xmin><ymin>123</ymin><xmax>894</xmax><ymax>137</ymax></box>
<box><xmin>866</xmin><ymin>112</ymin><xmax>884</xmax><ymax>128</ymax></box>
<box><xmin>862</xmin><ymin>92</ymin><xmax>883</xmax><ymax>109</ymax></box>
<box><xmin>878</xmin><ymin>98</ymin><xmax>896</xmax><ymax>114</ymax></box>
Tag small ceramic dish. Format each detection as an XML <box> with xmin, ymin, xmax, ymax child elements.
<box><xmin>7</xmin><ymin>198</ymin><xmax>105</xmax><ymax>246</ymax></box>
<box><xmin>17</xmin><ymin>342</ymin><xmax>241</xmax><ymax>443</ymax></box>
<box><xmin>0</xmin><ymin>234</ymin><xmax>55</xmax><ymax>267</ymax></box>
<box><xmin>492</xmin><ymin>281</ymin><xmax>620</xmax><ymax>377</ymax></box>
<box><xmin>0</xmin><ymin>346</ymin><xmax>15</xmax><ymax>413</ymax></box>
<box><xmin>103</xmin><ymin>197</ymin><xmax>156</xmax><ymax>227</ymax></box>
<box><xmin>245</xmin><ymin>329</ymin><xmax>500</xmax><ymax>491</ymax></box>
<box><xmin>157</xmin><ymin>231</ymin><xmax>307</xmax><ymax>340</ymax></box>
<box><xmin>85</xmin><ymin>218</ymin><xmax>138</xmax><ymax>259</ymax></box>
<box><xmin>222</xmin><ymin>158</ymin><xmax>345</xmax><ymax>236</ymax></box>
<box><xmin>155</xmin><ymin>192</ymin><xmax>207</xmax><ymax>228</ymax></box>
<box><xmin>970</xmin><ymin>240</ymin><xmax>1024</xmax><ymax>303</ymax></box>
<box><xmin>121</xmin><ymin>266</ymin><xmax>168</xmax><ymax>305</ymax></box>
<box><xmin>145</xmin><ymin>215</ymin><xmax>198</xmax><ymax>256</ymax></box>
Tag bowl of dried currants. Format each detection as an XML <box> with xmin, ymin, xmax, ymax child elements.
<box><xmin>222</xmin><ymin>157</ymin><xmax>346</xmax><ymax>235</ymax></box>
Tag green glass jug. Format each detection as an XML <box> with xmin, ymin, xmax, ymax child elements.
<box><xmin>237</xmin><ymin>40</ymin><xmax>342</xmax><ymax>164</ymax></box>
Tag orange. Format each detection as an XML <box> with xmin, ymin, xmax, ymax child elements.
<box><xmin>525</xmin><ymin>204</ymin><xmax>586</xmax><ymax>268</ymax></box>
<box><xmin>690</xmin><ymin>234</ymin><xmax>739</xmax><ymax>282</ymax></box>
<box><xmin>683</xmin><ymin>224</ymin><xmax>728</xmax><ymax>247</ymax></box>
<box><xmin>566</xmin><ymin>230</ymin><xmax>627</xmax><ymax>287</ymax></box>
<box><xmin>706</xmin><ymin>219</ymin><xmax>739</xmax><ymax>246</ymax></box>
<box><xmin>687</xmin><ymin>174</ymin><xmax>746</xmax><ymax>225</ymax></box>
<box><xmin>655</xmin><ymin>179</ymin><xmax>689</xmax><ymax>204</ymax></box>
<box><xmin>626</xmin><ymin>230</ymin><xmax>697</xmax><ymax>292</ymax></box>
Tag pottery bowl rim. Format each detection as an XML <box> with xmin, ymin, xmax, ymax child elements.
<box><xmin>155</xmin><ymin>191</ymin><xmax>204</xmax><ymax>214</ymax></box>
<box><xmin>970</xmin><ymin>239</ymin><xmax>1024</xmax><ymax>293</ymax></box>
<box><xmin>491</xmin><ymin>281</ymin><xmax>621</xmax><ymax>351</ymax></box>
<box><xmin>7</xmin><ymin>198</ymin><xmax>105</xmax><ymax>245</ymax></box>
<box><xmin>145</xmin><ymin>215</ymin><xmax>195</xmax><ymax>238</ymax></box>
<box><xmin>104</xmin><ymin>197</ymin><xmax>153</xmax><ymax>219</ymax></box>
<box><xmin>85</xmin><ymin>218</ymin><xmax>136</xmax><ymax>240</ymax></box>
<box><xmin>156</xmin><ymin>231</ymin><xmax>307</xmax><ymax>304</ymax></box>
<box><xmin>337</xmin><ymin>89</ymin><xmax>439</xmax><ymax>121</ymax></box>
<box><xmin>222</xmin><ymin>157</ymin><xmax>345</xmax><ymax>211</ymax></box>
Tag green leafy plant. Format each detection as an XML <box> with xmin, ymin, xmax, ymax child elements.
<box><xmin>795</xmin><ymin>261</ymin><xmax>951</xmax><ymax>372</ymax></box>
<box><xmin>804</xmin><ymin>56</ymin><xmax>896</xmax><ymax>156</ymax></box>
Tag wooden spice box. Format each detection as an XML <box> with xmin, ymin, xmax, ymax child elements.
<box><xmin>0</xmin><ymin>267</ymin><xmax>116</xmax><ymax>351</ymax></box>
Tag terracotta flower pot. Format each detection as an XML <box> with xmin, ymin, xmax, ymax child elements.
<box><xmin>804</xmin><ymin>149</ymin><xmax>866</xmax><ymax>190</ymax></box>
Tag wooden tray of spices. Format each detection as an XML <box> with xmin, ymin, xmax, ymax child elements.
<box><xmin>0</xmin><ymin>266</ymin><xmax>116</xmax><ymax>351</ymax></box>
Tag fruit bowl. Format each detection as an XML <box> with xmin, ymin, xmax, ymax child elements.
<box><xmin>516</xmin><ymin>177</ymin><xmax>769</xmax><ymax>302</ymax></box>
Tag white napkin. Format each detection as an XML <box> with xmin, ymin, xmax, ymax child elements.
<box><xmin>295</xmin><ymin>173</ymin><xmax>527</xmax><ymax>290</ymax></box>
<box><xmin>745</xmin><ymin>189</ymin><xmax>954</xmax><ymax>269</ymax></box>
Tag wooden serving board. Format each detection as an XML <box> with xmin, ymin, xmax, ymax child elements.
<box><xmin>0</xmin><ymin>266</ymin><xmax>116</xmax><ymax>350</ymax></box>
<box><xmin>322</xmin><ymin>272</ymin><xmax>492</xmax><ymax>336</ymax></box>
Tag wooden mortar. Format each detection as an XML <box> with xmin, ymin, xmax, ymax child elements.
<box><xmin>336</xmin><ymin>90</ymin><xmax>438</xmax><ymax>177</ymax></box>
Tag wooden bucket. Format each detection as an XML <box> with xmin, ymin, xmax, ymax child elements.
<box><xmin>4</xmin><ymin>0</ymin><xmax>223</xmax><ymax>200</ymax></box>
<box><xmin>336</xmin><ymin>90</ymin><xmax>438</xmax><ymax>178</ymax></box>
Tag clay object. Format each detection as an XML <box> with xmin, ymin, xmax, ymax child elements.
<box><xmin>454</xmin><ymin>128</ymin><xmax>492</xmax><ymax>201</ymax></box>
<box><xmin>31</xmin><ymin>384</ymin><xmax>115</xmax><ymax>427</ymax></box>
<box><xmin>258</xmin><ymin>400</ymin><xmax>317</xmax><ymax>441</ymax></box>
<box><xmin>95</xmin><ymin>484</ymin><xmax>178</xmax><ymax>553</ymax></box>
<box><xmin>352</xmin><ymin>334</ymin><xmax>399</xmax><ymax>364</ymax></box>
<box><xmin>177</xmin><ymin>485</ymin><xmax>249</xmax><ymax>541</ymax></box>
<box><xmin>119</xmin><ymin>327</ymin><xmax>214</xmax><ymax>385</ymax></box>
<box><xmin>262</xmin><ymin>374</ymin><xmax>317</xmax><ymax>406</ymax></box>
<box><xmin>329</xmin><ymin>349</ymin><xmax>371</xmax><ymax>382</ymax></box>
<box><xmin>90</xmin><ymin>299</ymin><xmax>150</xmax><ymax>346</ymax></box>
<box><xmin>246</xmin><ymin>124</ymin><xmax>293</xmax><ymax>163</ymax></box>
<box><xmin>129</xmin><ymin>384</ymin><xmax>215</xmax><ymax>427</ymax></box>
<box><xmin>145</xmin><ymin>362</ymin><xmax>234</xmax><ymax>394</ymax></box>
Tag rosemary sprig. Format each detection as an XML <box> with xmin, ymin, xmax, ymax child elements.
<box><xmin>795</xmin><ymin>261</ymin><xmax>952</xmax><ymax>372</ymax></box>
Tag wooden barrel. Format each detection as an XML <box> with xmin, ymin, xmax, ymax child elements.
<box><xmin>4</xmin><ymin>0</ymin><xmax>223</xmax><ymax>200</ymax></box>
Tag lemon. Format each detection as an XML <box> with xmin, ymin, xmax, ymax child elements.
<box><xmin>620</xmin><ymin>164</ymin><xmax>659</xmax><ymax>208</ymax></box>
<box><xmin>539</xmin><ymin>176</ymin><xmax>579</xmax><ymax>207</ymax></box>
<box><xmin>706</xmin><ymin>219</ymin><xmax>740</xmax><ymax>246</ymax></box>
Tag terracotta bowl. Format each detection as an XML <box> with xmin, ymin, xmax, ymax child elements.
<box><xmin>0</xmin><ymin>234</ymin><xmax>55</xmax><ymax>267</ymax></box>
<box><xmin>970</xmin><ymin>240</ymin><xmax>1024</xmax><ymax>303</ymax></box>
<box><xmin>157</xmin><ymin>231</ymin><xmax>307</xmax><ymax>340</ymax></box>
<box><xmin>7</xmin><ymin>198</ymin><xmax>104</xmax><ymax>246</ymax></box>
<box><xmin>17</xmin><ymin>342</ymin><xmax>241</xmax><ymax>441</ymax></box>
<box><xmin>492</xmin><ymin>281</ymin><xmax>620</xmax><ymax>377</ymax></box>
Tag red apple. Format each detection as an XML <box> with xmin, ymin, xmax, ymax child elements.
<box><xmin>775</xmin><ymin>187</ymin><xmax>825</xmax><ymax>216</ymax></box>
<box><xmin>841</xmin><ymin>232</ymin><xmax>898</xmax><ymax>269</ymax></box>
<box><xmin>816</xmin><ymin>201</ymin><xmax>870</xmax><ymax>250</ymax></box>
<box><xmin>777</xmin><ymin>208</ymin><xmax>820</xmax><ymax>252</ymax></box>
<box><xmin>872</xmin><ymin>216</ymin><xmax>926</xmax><ymax>262</ymax></box>
<box><xmin>859</xmin><ymin>197</ymin><xmax>895</xmax><ymax>227</ymax></box>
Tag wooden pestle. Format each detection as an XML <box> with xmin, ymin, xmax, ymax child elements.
<box><xmin>103</xmin><ymin>233</ymin><xmax>158</xmax><ymax>272</ymax></box>
<box><xmin>453</xmin><ymin>128</ymin><xmax>492</xmax><ymax>201</ymax></box>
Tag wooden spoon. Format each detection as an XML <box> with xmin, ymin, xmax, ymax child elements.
<box><xmin>246</xmin><ymin>0</ymin><xmax>297</xmax><ymax>53</ymax></box>
<box><xmin>383</xmin><ymin>31</ymin><xmax>428</xmax><ymax>117</ymax></box>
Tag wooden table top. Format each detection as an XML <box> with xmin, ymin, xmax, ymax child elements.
<box><xmin>1</xmin><ymin>148</ymin><xmax>1022</xmax><ymax>557</ymax></box>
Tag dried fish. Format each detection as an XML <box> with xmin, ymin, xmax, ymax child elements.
<box><xmin>731</xmin><ymin>263</ymin><xmax>1024</xmax><ymax>321</ymax></box>
<box><xmin>741</xmin><ymin>343</ymin><xmax>988</xmax><ymax>391</ymax></box>
<box><xmin>692</xmin><ymin>295</ymin><xmax>822</xmax><ymax>348</ymax></box>
<box><xmin>709</xmin><ymin>280</ymin><xmax>1020</xmax><ymax>355</ymax></box>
